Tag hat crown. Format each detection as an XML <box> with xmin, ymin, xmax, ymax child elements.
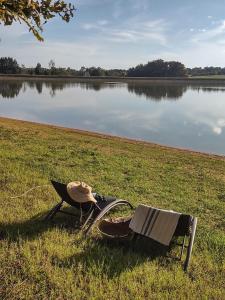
<box><xmin>67</xmin><ymin>181</ymin><xmax>96</xmax><ymax>203</ymax></box>
<box><xmin>76</xmin><ymin>182</ymin><xmax>92</xmax><ymax>194</ymax></box>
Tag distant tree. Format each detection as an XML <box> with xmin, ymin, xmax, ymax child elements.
<box><xmin>27</xmin><ymin>68</ymin><xmax>34</xmax><ymax>75</ymax></box>
<box><xmin>79</xmin><ymin>66</ymin><xmax>90</xmax><ymax>77</ymax></box>
<box><xmin>49</xmin><ymin>59</ymin><xmax>55</xmax><ymax>69</ymax></box>
<box><xmin>167</xmin><ymin>61</ymin><xmax>187</xmax><ymax>77</ymax></box>
<box><xmin>35</xmin><ymin>63</ymin><xmax>42</xmax><ymax>75</ymax></box>
<box><xmin>106</xmin><ymin>69</ymin><xmax>127</xmax><ymax>77</ymax></box>
<box><xmin>0</xmin><ymin>57</ymin><xmax>20</xmax><ymax>74</ymax></box>
<box><xmin>21</xmin><ymin>64</ymin><xmax>26</xmax><ymax>74</ymax></box>
<box><xmin>0</xmin><ymin>1</ymin><xmax>75</xmax><ymax>41</ymax></box>
<box><xmin>89</xmin><ymin>67</ymin><xmax>105</xmax><ymax>76</ymax></box>
<box><xmin>79</xmin><ymin>66</ymin><xmax>86</xmax><ymax>75</ymax></box>
<box><xmin>127</xmin><ymin>59</ymin><xmax>187</xmax><ymax>77</ymax></box>
<box><xmin>187</xmin><ymin>66</ymin><xmax>225</xmax><ymax>76</ymax></box>
<box><xmin>49</xmin><ymin>59</ymin><xmax>56</xmax><ymax>75</ymax></box>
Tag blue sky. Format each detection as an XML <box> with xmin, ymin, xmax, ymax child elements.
<box><xmin>1</xmin><ymin>0</ymin><xmax>225</xmax><ymax>69</ymax></box>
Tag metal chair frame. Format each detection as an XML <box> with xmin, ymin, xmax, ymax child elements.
<box><xmin>131</xmin><ymin>214</ymin><xmax>197</xmax><ymax>271</ymax></box>
<box><xmin>45</xmin><ymin>181</ymin><xmax>197</xmax><ymax>271</ymax></box>
<box><xmin>45</xmin><ymin>181</ymin><xmax>134</xmax><ymax>231</ymax></box>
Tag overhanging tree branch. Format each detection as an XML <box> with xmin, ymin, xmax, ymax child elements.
<box><xmin>0</xmin><ymin>0</ymin><xmax>75</xmax><ymax>41</ymax></box>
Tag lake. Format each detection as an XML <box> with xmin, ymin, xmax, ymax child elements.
<box><xmin>0</xmin><ymin>78</ymin><xmax>225</xmax><ymax>156</ymax></box>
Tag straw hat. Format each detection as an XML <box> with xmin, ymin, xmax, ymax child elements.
<box><xmin>67</xmin><ymin>181</ymin><xmax>97</xmax><ymax>203</ymax></box>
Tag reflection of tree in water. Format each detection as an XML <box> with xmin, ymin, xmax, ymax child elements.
<box><xmin>24</xmin><ymin>80</ymin><xmax>73</xmax><ymax>97</ymax></box>
<box><xmin>191</xmin><ymin>86</ymin><xmax>225</xmax><ymax>93</ymax></box>
<box><xmin>0</xmin><ymin>80</ymin><xmax>24</xmax><ymax>99</ymax></box>
<box><xmin>127</xmin><ymin>82</ymin><xmax>225</xmax><ymax>100</ymax></box>
<box><xmin>78</xmin><ymin>82</ymin><xmax>104</xmax><ymax>91</ymax></box>
<box><xmin>44</xmin><ymin>81</ymin><xmax>65</xmax><ymax>97</ymax></box>
<box><xmin>29</xmin><ymin>81</ymin><xmax>126</xmax><ymax>95</ymax></box>
<box><xmin>77</xmin><ymin>82</ymin><xmax>127</xmax><ymax>91</ymax></box>
<box><xmin>24</xmin><ymin>80</ymin><xmax>108</xmax><ymax>96</ymax></box>
<box><xmin>127</xmin><ymin>82</ymin><xmax>188</xmax><ymax>101</ymax></box>
<box><xmin>26</xmin><ymin>80</ymin><xmax>43</xmax><ymax>94</ymax></box>
<box><xmin>2</xmin><ymin>79</ymin><xmax>225</xmax><ymax>100</ymax></box>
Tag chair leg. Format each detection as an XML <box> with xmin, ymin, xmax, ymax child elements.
<box><xmin>183</xmin><ymin>217</ymin><xmax>197</xmax><ymax>271</ymax></box>
<box><xmin>44</xmin><ymin>201</ymin><xmax>63</xmax><ymax>221</ymax></box>
<box><xmin>180</xmin><ymin>236</ymin><xmax>186</xmax><ymax>260</ymax></box>
<box><xmin>81</xmin><ymin>209</ymin><xmax>95</xmax><ymax>230</ymax></box>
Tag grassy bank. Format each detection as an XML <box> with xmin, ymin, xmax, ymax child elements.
<box><xmin>0</xmin><ymin>117</ymin><xmax>224</xmax><ymax>299</ymax></box>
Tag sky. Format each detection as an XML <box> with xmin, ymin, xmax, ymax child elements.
<box><xmin>1</xmin><ymin>0</ymin><xmax>225</xmax><ymax>69</ymax></box>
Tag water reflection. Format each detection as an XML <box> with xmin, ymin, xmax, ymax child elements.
<box><xmin>0</xmin><ymin>80</ymin><xmax>23</xmax><ymax>98</ymax></box>
<box><xmin>192</xmin><ymin>87</ymin><xmax>225</xmax><ymax>92</ymax></box>
<box><xmin>1</xmin><ymin>79</ymin><xmax>225</xmax><ymax>155</ymax></box>
<box><xmin>1</xmin><ymin>79</ymin><xmax>225</xmax><ymax>101</ymax></box>
<box><xmin>127</xmin><ymin>82</ymin><xmax>187</xmax><ymax>100</ymax></box>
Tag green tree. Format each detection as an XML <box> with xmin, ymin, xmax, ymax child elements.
<box><xmin>35</xmin><ymin>62</ymin><xmax>42</xmax><ymax>75</ymax></box>
<box><xmin>49</xmin><ymin>59</ymin><xmax>56</xmax><ymax>75</ymax></box>
<box><xmin>89</xmin><ymin>67</ymin><xmax>105</xmax><ymax>76</ymax></box>
<box><xmin>167</xmin><ymin>61</ymin><xmax>187</xmax><ymax>77</ymax></box>
<box><xmin>0</xmin><ymin>57</ymin><xmax>20</xmax><ymax>74</ymax></box>
<box><xmin>127</xmin><ymin>59</ymin><xmax>187</xmax><ymax>77</ymax></box>
<box><xmin>0</xmin><ymin>1</ymin><xmax>75</xmax><ymax>41</ymax></box>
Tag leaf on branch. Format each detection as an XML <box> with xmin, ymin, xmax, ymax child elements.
<box><xmin>0</xmin><ymin>0</ymin><xmax>75</xmax><ymax>41</ymax></box>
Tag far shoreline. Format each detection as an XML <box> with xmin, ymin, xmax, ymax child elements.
<box><xmin>1</xmin><ymin>116</ymin><xmax>224</xmax><ymax>160</ymax></box>
<box><xmin>1</xmin><ymin>73</ymin><xmax>225</xmax><ymax>83</ymax></box>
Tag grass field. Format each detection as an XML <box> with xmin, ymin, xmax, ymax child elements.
<box><xmin>0</xmin><ymin>117</ymin><xmax>224</xmax><ymax>299</ymax></box>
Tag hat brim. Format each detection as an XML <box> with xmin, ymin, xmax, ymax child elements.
<box><xmin>67</xmin><ymin>188</ymin><xmax>97</xmax><ymax>203</ymax></box>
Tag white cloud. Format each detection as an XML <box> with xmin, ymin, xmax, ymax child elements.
<box><xmin>192</xmin><ymin>20</ymin><xmax>225</xmax><ymax>42</ymax></box>
<box><xmin>198</xmin><ymin>29</ymin><xmax>207</xmax><ymax>32</ymax></box>
<box><xmin>81</xmin><ymin>23</ymin><xmax>98</xmax><ymax>30</ymax></box>
<box><xmin>97</xmin><ymin>20</ymin><xmax>109</xmax><ymax>26</ymax></box>
<box><xmin>213</xmin><ymin>127</ymin><xmax>222</xmax><ymax>135</ymax></box>
<box><xmin>81</xmin><ymin>20</ymin><xmax>109</xmax><ymax>30</ymax></box>
<box><xmin>159</xmin><ymin>20</ymin><xmax>225</xmax><ymax>67</ymax></box>
<box><xmin>80</xmin><ymin>18</ymin><xmax>168</xmax><ymax>45</ymax></box>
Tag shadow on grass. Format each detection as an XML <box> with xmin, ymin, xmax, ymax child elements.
<box><xmin>0</xmin><ymin>207</ymin><xmax>176</xmax><ymax>278</ymax></box>
<box><xmin>51</xmin><ymin>236</ymin><xmax>170</xmax><ymax>278</ymax></box>
<box><xmin>0</xmin><ymin>207</ymin><xmax>81</xmax><ymax>242</ymax></box>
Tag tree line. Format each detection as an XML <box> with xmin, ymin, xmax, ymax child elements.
<box><xmin>0</xmin><ymin>56</ymin><xmax>225</xmax><ymax>77</ymax></box>
<box><xmin>127</xmin><ymin>60</ymin><xmax>187</xmax><ymax>77</ymax></box>
<box><xmin>187</xmin><ymin>67</ymin><xmax>225</xmax><ymax>76</ymax></box>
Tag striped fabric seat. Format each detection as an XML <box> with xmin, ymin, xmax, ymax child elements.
<box><xmin>129</xmin><ymin>205</ymin><xmax>181</xmax><ymax>246</ymax></box>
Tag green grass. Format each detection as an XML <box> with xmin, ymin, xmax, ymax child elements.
<box><xmin>0</xmin><ymin>117</ymin><xmax>224</xmax><ymax>300</ymax></box>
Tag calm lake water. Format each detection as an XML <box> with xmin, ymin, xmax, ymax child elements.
<box><xmin>0</xmin><ymin>78</ymin><xmax>225</xmax><ymax>155</ymax></box>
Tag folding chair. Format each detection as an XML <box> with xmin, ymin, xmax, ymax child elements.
<box><xmin>95</xmin><ymin>210</ymin><xmax>197</xmax><ymax>271</ymax></box>
<box><xmin>44</xmin><ymin>180</ymin><xmax>133</xmax><ymax>231</ymax></box>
